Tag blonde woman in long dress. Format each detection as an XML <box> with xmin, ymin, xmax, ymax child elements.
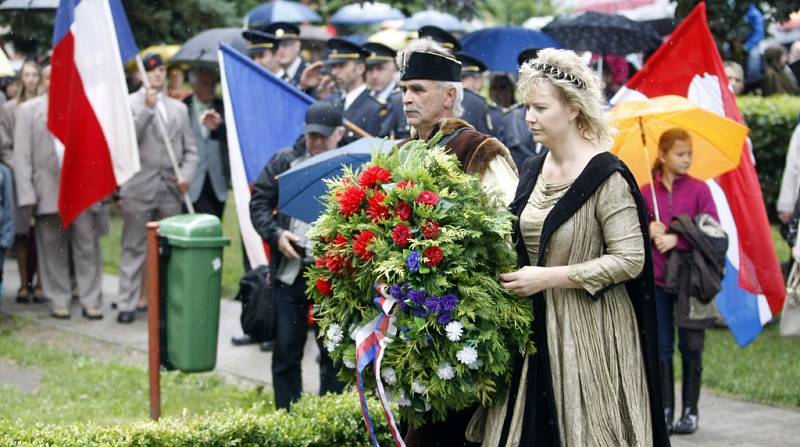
<box><xmin>484</xmin><ymin>48</ymin><xmax>670</xmax><ymax>447</ymax></box>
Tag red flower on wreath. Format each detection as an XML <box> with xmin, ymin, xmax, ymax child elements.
<box><xmin>315</xmin><ymin>278</ymin><xmax>333</xmax><ymax>296</ymax></box>
<box><xmin>395</xmin><ymin>201</ymin><xmax>412</xmax><ymax>221</ymax></box>
<box><xmin>367</xmin><ymin>191</ymin><xmax>390</xmax><ymax>223</ymax></box>
<box><xmin>338</xmin><ymin>185</ymin><xmax>366</xmax><ymax>217</ymax></box>
<box><xmin>391</xmin><ymin>225</ymin><xmax>412</xmax><ymax>247</ymax></box>
<box><xmin>423</xmin><ymin>246</ymin><xmax>443</xmax><ymax>267</ymax></box>
<box><xmin>324</xmin><ymin>252</ymin><xmax>347</xmax><ymax>273</ymax></box>
<box><xmin>358</xmin><ymin>166</ymin><xmax>392</xmax><ymax>188</ymax></box>
<box><xmin>315</xmin><ymin>258</ymin><xmax>326</xmax><ymax>268</ymax></box>
<box><xmin>353</xmin><ymin>230</ymin><xmax>376</xmax><ymax>260</ymax></box>
<box><xmin>397</xmin><ymin>180</ymin><xmax>415</xmax><ymax>189</ymax></box>
<box><xmin>333</xmin><ymin>234</ymin><xmax>349</xmax><ymax>247</ymax></box>
<box><xmin>420</xmin><ymin>219</ymin><xmax>440</xmax><ymax>239</ymax></box>
<box><xmin>416</xmin><ymin>191</ymin><xmax>439</xmax><ymax>206</ymax></box>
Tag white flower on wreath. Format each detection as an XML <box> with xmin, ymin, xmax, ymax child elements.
<box><xmin>436</xmin><ymin>363</ymin><xmax>455</xmax><ymax>380</ymax></box>
<box><xmin>326</xmin><ymin>323</ymin><xmax>344</xmax><ymax>345</ymax></box>
<box><xmin>324</xmin><ymin>340</ymin><xmax>337</xmax><ymax>353</ymax></box>
<box><xmin>411</xmin><ymin>380</ymin><xmax>427</xmax><ymax>394</ymax></box>
<box><xmin>445</xmin><ymin>321</ymin><xmax>464</xmax><ymax>342</ymax></box>
<box><xmin>456</xmin><ymin>346</ymin><xmax>478</xmax><ymax>367</ymax></box>
<box><xmin>396</xmin><ymin>390</ymin><xmax>412</xmax><ymax>407</ymax></box>
<box><xmin>468</xmin><ymin>358</ymin><xmax>483</xmax><ymax>370</ymax></box>
<box><xmin>344</xmin><ymin>358</ymin><xmax>356</xmax><ymax>369</ymax></box>
<box><xmin>382</xmin><ymin>367</ymin><xmax>397</xmax><ymax>385</ymax></box>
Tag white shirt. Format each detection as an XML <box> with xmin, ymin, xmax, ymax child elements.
<box><xmin>155</xmin><ymin>92</ymin><xmax>168</xmax><ymax>125</ymax></box>
<box><xmin>779</xmin><ymin>122</ymin><xmax>800</xmax><ymax>213</ymax></box>
<box><xmin>344</xmin><ymin>84</ymin><xmax>367</xmax><ymax>111</ymax></box>
<box><xmin>286</xmin><ymin>57</ymin><xmax>302</xmax><ymax>81</ymax></box>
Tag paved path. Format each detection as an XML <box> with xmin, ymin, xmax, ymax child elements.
<box><xmin>1</xmin><ymin>261</ymin><xmax>798</xmax><ymax>445</ymax></box>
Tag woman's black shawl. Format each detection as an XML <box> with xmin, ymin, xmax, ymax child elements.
<box><xmin>498</xmin><ymin>152</ymin><xmax>670</xmax><ymax>447</ymax></box>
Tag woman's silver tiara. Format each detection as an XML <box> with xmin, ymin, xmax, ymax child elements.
<box><xmin>530</xmin><ymin>62</ymin><xmax>587</xmax><ymax>89</ymax></box>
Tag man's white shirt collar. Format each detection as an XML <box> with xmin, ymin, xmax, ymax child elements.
<box><xmin>344</xmin><ymin>84</ymin><xmax>367</xmax><ymax>110</ymax></box>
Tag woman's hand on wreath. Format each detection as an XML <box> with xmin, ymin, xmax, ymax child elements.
<box><xmin>500</xmin><ymin>266</ymin><xmax>552</xmax><ymax>297</ymax></box>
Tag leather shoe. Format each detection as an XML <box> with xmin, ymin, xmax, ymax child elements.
<box><xmin>260</xmin><ymin>341</ymin><xmax>275</xmax><ymax>352</ymax></box>
<box><xmin>50</xmin><ymin>307</ymin><xmax>71</xmax><ymax>319</ymax></box>
<box><xmin>117</xmin><ymin>311</ymin><xmax>136</xmax><ymax>324</ymax></box>
<box><xmin>82</xmin><ymin>307</ymin><xmax>103</xmax><ymax>320</ymax></box>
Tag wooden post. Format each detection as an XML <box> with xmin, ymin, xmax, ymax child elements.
<box><xmin>146</xmin><ymin>222</ymin><xmax>161</xmax><ymax>421</ymax></box>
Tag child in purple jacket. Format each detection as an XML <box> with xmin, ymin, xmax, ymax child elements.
<box><xmin>640</xmin><ymin>128</ymin><xmax>719</xmax><ymax>437</ymax></box>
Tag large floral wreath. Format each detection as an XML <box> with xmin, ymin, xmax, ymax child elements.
<box><xmin>306</xmin><ymin>137</ymin><xmax>534</xmax><ymax>435</ymax></box>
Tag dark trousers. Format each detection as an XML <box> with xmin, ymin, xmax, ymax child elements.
<box><xmin>272</xmin><ymin>274</ymin><xmax>309</xmax><ymax>410</ymax></box>
<box><xmin>190</xmin><ymin>177</ymin><xmax>226</xmax><ymax>219</ymax></box>
<box><xmin>655</xmin><ymin>286</ymin><xmax>704</xmax><ymax>363</ymax></box>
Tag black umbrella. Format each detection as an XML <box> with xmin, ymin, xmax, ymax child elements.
<box><xmin>171</xmin><ymin>28</ymin><xmax>247</xmax><ymax>67</ymax></box>
<box><xmin>542</xmin><ymin>11</ymin><xmax>661</xmax><ymax>55</ymax></box>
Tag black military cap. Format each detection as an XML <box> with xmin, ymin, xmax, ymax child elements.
<box><xmin>363</xmin><ymin>42</ymin><xmax>397</xmax><ymax>67</ymax></box>
<box><xmin>517</xmin><ymin>47</ymin><xmax>542</xmax><ymax>67</ymax></box>
<box><xmin>400</xmin><ymin>51</ymin><xmax>461</xmax><ymax>82</ymax></box>
<box><xmin>418</xmin><ymin>25</ymin><xmax>461</xmax><ymax>51</ymax></box>
<box><xmin>143</xmin><ymin>53</ymin><xmax>164</xmax><ymax>71</ymax></box>
<box><xmin>242</xmin><ymin>30</ymin><xmax>278</xmax><ymax>55</ymax></box>
<box><xmin>304</xmin><ymin>102</ymin><xmax>343</xmax><ymax>137</ymax></box>
<box><xmin>263</xmin><ymin>22</ymin><xmax>301</xmax><ymax>40</ymax></box>
<box><xmin>456</xmin><ymin>52</ymin><xmax>486</xmax><ymax>77</ymax></box>
<box><xmin>325</xmin><ymin>38</ymin><xmax>369</xmax><ymax>65</ymax></box>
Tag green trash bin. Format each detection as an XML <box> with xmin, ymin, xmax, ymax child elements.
<box><xmin>159</xmin><ymin>214</ymin><xmax>231</xmax><ymax>373</ymax></box>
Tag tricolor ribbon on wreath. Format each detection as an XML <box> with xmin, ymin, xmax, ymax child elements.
<box><xmin>352</xmin><ymin>284</ymin><xmax>406</xmax><ymax>447</ymax></box>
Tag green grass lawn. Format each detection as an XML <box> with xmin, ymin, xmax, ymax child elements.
<box><xmin>0</xmin><ymin>318</ymin><xmax>270</xmax><ymax>426</ymax></box>
<box><xmin>100</xmin><ymin>199</ymin><xmax>245</xmax><ymax>298</ymax></box>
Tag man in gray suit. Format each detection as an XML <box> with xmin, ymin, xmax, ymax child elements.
<box><xmin>184</xmin><ymin>68</ymin><xmax>228</xmax><ymax>218</ymax></box>
<box><xmin>13</xmin><ymin>63</ymin><xmax>105</xmax><ymax>319</ymax></box>
<box><xmin>116</xmin><ymin>54</ymin><xmax>198</xmax><ymax>324</ymax></box>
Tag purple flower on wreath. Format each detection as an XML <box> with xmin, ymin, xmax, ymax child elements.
<box><xmin>408</xmin><ymin>289</ymin><xmax>426</xmax><ymax>307</ymax></box>
<box><xmin>406</xmin><ymin>250</ymin><xmax>421</xmax><ymax>273</ymax></box>
<box><xmin>414</xmin><ymin>306</ymin><xmax>428</xmax><ymax>318</ymax></box>
<box><xmin>424</xmin><ymin>297</ymin><xmax>442</xmax><ymax>313</ymax></box>
<box><xmin>437</xmin><ymin>311</ymin><xmax>453</xmax><ymax>325</ymax></box>
<box><xmin>440</xmin><ymin>293</ymin><xmax>459</xmax><ymax>312</ymax></box>
<box><xmin>389</xmin><ymin>284</ymin><xmax>405</xmax><ymax>299</ymax></box>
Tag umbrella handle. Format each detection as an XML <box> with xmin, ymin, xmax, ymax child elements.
<box><xmin>639</xmin><ymin>117</ymin><xmax>660</xmax><ymax>223</ymax></box>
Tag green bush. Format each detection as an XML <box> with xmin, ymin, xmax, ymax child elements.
<box><xmin>0</xmin><ymin>392</ymin><xmax>394</xmax><ymax>446</ymax></box>
<box><xmin>737</xmin><ymin>95</ymin><xmax>800</xmax><ymax>221</ymax></box>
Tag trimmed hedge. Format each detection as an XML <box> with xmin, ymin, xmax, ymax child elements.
<box><xmin>738</xmin><ymin>95</ymin><xmax>800</xmax><ymax>221</ymax></box>
<box><xmin>0</xmin><ymin>392</ymin><xmax>393</xmax><ymax>446</ymax></box>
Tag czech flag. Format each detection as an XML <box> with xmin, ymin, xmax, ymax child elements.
<box><xmin>612</xmin><ymin>2</ymin><xmax>785</xmax><ymax>346</ymax></box>
<box><xmin>50</xmin><ymin>0</ymin><xmax>140</xmax><ymax>227</ymax></box>
<box><xmin>218</xmin><ymin>44</ymin><xmax>313</xmax><ymax>268</ymax></box>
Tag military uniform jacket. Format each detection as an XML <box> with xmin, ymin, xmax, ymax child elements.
<box><xmin>184</xmin><ymin>95</ymin><xmax>229</xmax><ymax>203</ymax></box>
<box><xmin>123</xmin><ymin>88</ymin><xmax>199</xmax><ymax>210</ymax></box>
<box><xmin>460</xmin><ymin>89</ymin><xmax>492</xmax><ymax>135</ymax></box>
<box><xmin>327</xmin><ymin>86</ymin><xmax>387</xmax><ymax>145</ymax></box>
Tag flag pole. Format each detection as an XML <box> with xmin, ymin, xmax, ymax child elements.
<box><xmin>639</xmin><ymin>116</ymin><xmax>660</xmax><ymax>222</ymax></box>
<box><xmin>135</xmin><ymin>55</ymin><xmax>195</xmax><ymax>214</ymax></box>
<box><xmin>343</xmin><ymin>119</ymin><xmax>371</xmax><ymax>138</ymax></box>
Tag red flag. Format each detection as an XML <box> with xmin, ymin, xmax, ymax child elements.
<box><xmin>613</xmin><ymin>2</ymin><xmax>785</xmax><ymax>344</ymax></box>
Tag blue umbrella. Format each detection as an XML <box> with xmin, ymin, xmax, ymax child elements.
<box><xmin>243</xmin><ymin>0</ymin><xmax>321</xmax><ymax>29</ymax></box>
<box><xmin>460</xmin><ymin>27</ymin><xmax>561</xmax><ymax>73</ymax></box>
<box><xmin>401</xmin><ymin>10</ymin><xmax>466</xmax><ymax>32</ymax></box>
<box><xmin>278</xmin><ymin>137</ymin><xmax>397</xmax><ymax>223</ymax></box>
<box><xmin>330</xmin><ymin>2</ymin><xmax>405</xmax><ymax>25</ymax></box>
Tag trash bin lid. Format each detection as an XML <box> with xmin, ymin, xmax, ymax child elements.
<box><xmin>158</xmin><ymin>214</ymin><xmax>231</xmax><ymax>248</ymax></box>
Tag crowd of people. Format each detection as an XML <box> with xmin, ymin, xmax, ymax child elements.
<box><xmin>1</xmin><ymin>11</ymin><xmax>798</xmax><ymax>446</ymax></box>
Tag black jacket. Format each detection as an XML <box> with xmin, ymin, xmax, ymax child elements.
<box><xmin>249</xmin><ymin>136</ymin><xmax>307</xmax><ymax>272</ymax></box>
<box><xmin>498</xmin><ymin>152</ymin><xmax>670</xmax><ymax>447</ymax></box>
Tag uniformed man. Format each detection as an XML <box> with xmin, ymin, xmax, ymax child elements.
<box><xmin>262</xmin><ymin>22</ymin><xmax>307</xmax><ymax>86</ymax></box>
<box><xmin>324</xmin><ymin>38</ymin><xmax>387</xmax><ymax>145</ymax></box>
<box><xmin>455</xmin><ymin>51</ymin><xmax>492</xmax><ymax>134</ymax></box>
<box><xmin>116</xmin><ymin>54</ymin><xmax>198</xmax><ymax>323</ymax></box>
<box><xmin>13</xmin><ymin>63</ymin><xmax>105</xmax><ymax>320</ymax></box>
<box><xmin>242</xmin><ymin>29</ymin><xmax>283</xmax><ymax>76</ymax></box>
<box><xmin>396</xmin><ymin>39</ymin><xmax>518</xmax><ymax>446</ymax></box>
<box><xmin>363</xmin><ymin>42</ymin><xmax>398</xmax><ymax>103</ymax></box>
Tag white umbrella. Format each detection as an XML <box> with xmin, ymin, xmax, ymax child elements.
<box><xmin>401</xmin><ymin>10</ymin><xmax>467</xmax><ymax>33</ymax></box>
<box><xmin>0</xmin><ymin>0</ymin><xmax>59</xmax><ymax>10</ymax></box>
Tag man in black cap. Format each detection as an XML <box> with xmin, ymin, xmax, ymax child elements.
<box><xmin>249</xmin><ymin>102</ymin><xmax>346</xmax><ymax>410</ymax></box>
<box><xmin>324</xmin><ymin>38</ymin><xmax>387</xmax><ymax>145</ymax></box>
<box><xmin>263</xmin><ymin>22</ymin><xmax>307</xmax><ymax>86</ymax></box>
<box><xmin>363</xmin><ymin>42</ymin><xmax>398</xmax><ymax>103</ymax></box>
<box><xmin>241</xmin><ymin>29</ymin><xmax>283</xmax><ymax>76</ymax></box>
<box><xmin>396</xmin><ymin>38</ymin><xmax>517</xmax><ymax>446</ymax></box>
<box><xmin>455</xmin><ymin>52</ymin><xmax>492</xmax><ymax>134</ymax></box>
<box><xmin>418</xmin><ymin>25</ymin><xmax>461</xmax><ymax>52</ymax></box>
